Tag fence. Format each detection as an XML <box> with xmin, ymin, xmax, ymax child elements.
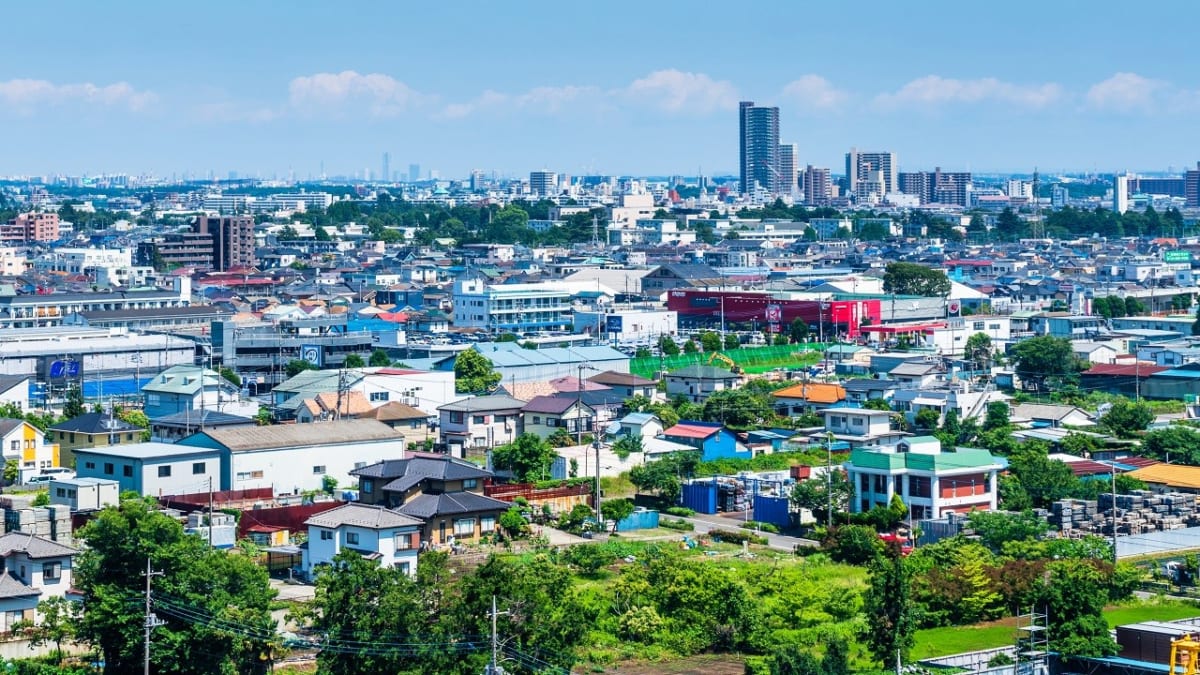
<box><xmin>484</xmin><ymin>480</ymin><xmax>593</xmax><ymax>503</ymax></box>
<box><xmin>629</xmin><ymin>343</ymin><xmax>828</xmax><ymax>379</ymax></box>
<box><xmin>160</xmin><ymin>487</ymin><xmax>275</xmax><ymax>511</ymax></box>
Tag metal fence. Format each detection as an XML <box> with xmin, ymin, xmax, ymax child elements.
<box><xmin>629</xmin><ymin>343</ymin><xmax>828</xmax><ymax>379</ymax></box>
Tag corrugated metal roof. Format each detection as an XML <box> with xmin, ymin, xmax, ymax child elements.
<box><xmin>1130</xmin><ymin>463</ymin><xmax>1200</xmax><ymax>489</ymax></box>
<box><xmin>186</xmin><ymin>419</ymin><xmax>402</xmax><ymax>453</ymax></box>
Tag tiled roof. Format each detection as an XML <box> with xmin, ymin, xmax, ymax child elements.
<box><xmin>304</xmin><ymin>503</ymin><xmax>422</xmax><ymax>529</ymax></box>
<box><xmin>437</xmin><ymin>395</ymin><xmax>527</xmax><ymax>413</ymax></box>
<box><xmin>395</xmin><ymin>491</ymin><xmax>510</xmax><ymax>519</ymax></box>
<box><xmin>1129</xmin><ymin>464</ymin><xmax>1200</xmax><ymax>490</ymax></box>
<box><xmin>50</xmin><ymin>412</ymin><xmax>143</xmax><ymax>434</ymax></box>
<box><xmin>366</xmin><ymin>402</ymin><xmax>432</xmax><ymax>422</ymax></box>
<box><xmin>182</xmin><ymin>419</ymin><xmax>402</xmax><ymax>452</ymax></box>
<box><xmin>587</xmin><ymin>371</ymin><xmax>657</xmax><ymax>387</ymax></box>
<box><xmin>0</xmin><ymin>574</ymin><xmax>37</xmax><ymax>599</ymax></box>
<box><xmin>772</xmin><ymin>382</ymin><xmax>846</xmax><ymax>404</ymax></box>
<box><xmin>521</xmin><ymin>395</ymin><xmax>586</xmax><ymax>415</ymax></box>
<box><xmin>0</xmin><ymin>532</ymin><xmax>78</xmax><ymax>559</ymax></box>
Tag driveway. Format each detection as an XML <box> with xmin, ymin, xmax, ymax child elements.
<box><xmin>678</xmin><ymin>512</ymin><xmax>819</xmax><ymax>552</ymax></box>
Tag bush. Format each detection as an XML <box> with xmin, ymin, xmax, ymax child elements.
<box><xmin>706</xmin><ymin>528</ymin><xmax>768</xmax><ymax>546</ymax></box>
<box><xmin>660</xmin><ymin>518</ymin><xmax>694</xmax><ymax>532</ymax></box>
<box><xmin>664</xmin><ymin>506</ymin><xmax>695</xmax><ymax>517</ymax></box>
<box><xmin>823</xmin><ymin>524</ymin><xmax>883</xmax><ymax>564</ymax></box>
<box><xmin>740</xmin><ymin>521</ymin><xmax>780</xmax><ymax>534</ymax></box>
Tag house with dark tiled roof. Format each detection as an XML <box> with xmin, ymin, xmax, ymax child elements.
<box><xmin>300</xmin><ymin>503</ymin><xmax>423</xmax><ymax>578</ymax></box>
<box><xmin>521</xmin><ymin>396</ymin><xmax>594</xmax><ymax>440</ymax></box>
<box><xmin>0</xmin><ymin>532</ymin><xmax>80</xmax><ymax>631</ymax></box>
<box><xmin>351</xmin><ymin>455</ymin><xmax>509</xmax><ymax>545</ymax></box>
<box><xmin>586</xmin><ymin>370</ymin><xmax>658</xmax><ymax>399</ymax></box>
<box><xmin>48</xmin><ymin>412</ymin><xmax>145</xmax><ymax>468</ymax></box>
<box><xmin>664</xmin><ymin>365</ymin><xmax>741</xmax><ymax>404</ymax></box>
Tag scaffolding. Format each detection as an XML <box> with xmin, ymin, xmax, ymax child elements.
<box><xmin>1015</xmin><ymin>608</ymin><xmax>1048</xmax><ymax>675</ymax></box>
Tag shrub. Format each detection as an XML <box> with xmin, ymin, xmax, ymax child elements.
<box><xmin>664</xmin><ymin>506</ymin><xmax>696</xmax><ymax>517</ymax></box>
<box><xmin>660</xmin><ymin>518</ymin><xmax>694</xmax><ymax>532</ymax></box>
<box><xmin>740</xmin><ymin>521</ymin><xmax>780</xmax><ymax>534</ymax></box>
<box><xmin>706</xmin><ymin>528</ymin><xmax>768</xmax><ymax>546</ymax></box>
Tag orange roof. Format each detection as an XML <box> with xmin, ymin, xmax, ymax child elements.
<box><xmin>772</xmin><ymin>382</ymin><xmax>846</xmax><ymax>404</ymax></box>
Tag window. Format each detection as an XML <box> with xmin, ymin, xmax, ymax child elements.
<box><xmin>973</xmin><ymin>321</ymin><xmax>985</xmax><ymax>330</ymax></box>
<box><xmin>345</xmin><ymin>532</ymin><xmax>359</xmax><ymax>545</ymax></box>
<box><xmin>453</xmin><ymin>518</ymin><xmax>475</xmax><ymax>536</ymax></box>
<box><xmin>449</xmin><ymin>411</ymin><xmax>464</xmax><ymax>424</ymax></box>
<box><xmin>192</xmin><ymin>462</ymin><xmax>206</xmax><ymax>475</ymax></box>
<box><xmin>463</xmin><ymin>479</ymin><xmax>478</xmax><ymax>490</ymax></box>
<box><xmin>55</xmin><ymin>488</ymin><xmax>66</xmax><ymax>498</ymax></box>
<box><xmin>480</xmin><ymin>516</ymin><xmax>495</xmax><ymax>533</ymax></box>
<box><xmin>236</xmin><ymin>470</ymin><xmax>264</xmax><ymax>481</ymax></box>
<box><xmin>989</xmin><ymin>323</ymin><xmax>1001</xmax><ymax>330</ymax></box>
<box><xmin>84</xmin><ymin>461</ymin><xmax>95</xmax><ymax>470</ymax></box>
<box><xmin>123</xmin><ymin>465</ymin><xmax>133</xmax><ymax>477</ymax></box>
<box><xmin>472</xmin><ymin>415</ymin><xmax>487</xmax><ymax>425</ymax></box>
<box><xmin>313</xmin><ymin>465</ymin><xmax>326</xmax><ymax>475</ymax></box>
<box><xmin>354</xmin><ymin>462</ymin><xmax>367</xmax><ymax>469</ymax></box>
<box><xmin>394</xmin><ymin>532</ymin><xmax>413</xmax><ymax>550</ymax></box>
<box><xmin>396</xmin><ymin>561</ymin><xmax>411</xmax><ymax>575</ymax></box>
<box><xmin>158</xmin><ymin>466</ymin><xmax>171</xmax><ymax>478</ymax></box>
<box><xmin>319</xmin><ymin>530</ymin><xmax>333</xmax><ymax>541</ymax></box>
<box><xmin>369</xmin><ymin>392</ymin><xmax>389</xmax><ymax>402</ymax></box>
<box><xmin>42</xmin><ymin>562</ymin><xmax>60</xmax><ymax>582</ymax></box>
<box><xmin>531</xmin><ymin>416</ymin><xmax>541</xmax><ymax>425</ymax></box>
<box><xmin>873</xmin><ymin>475</ymin><xmax>886</xmax><ymax>493</ymax></box>
<box><xmin>361</xmin><ymin>479</ymin><xmax>373</xmax><ymax>494</ymax></box>
<box><xmin>8</xmin><ymin>441</ymin><xmax>16</xmax><ymax>453</ymax></box>
<box><xmin>103</xmin><ymin>463</ymin><xmax>114</xmax><ymax>475</ymax></box>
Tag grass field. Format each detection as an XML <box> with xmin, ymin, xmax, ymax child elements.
<box><xmin>628</xmin><ymin>343</ymin><xmax>826</xmax><ymax>379</ymax></box>
<box><xmin>910</xmin><ymin>599</ymin><xmax>1200</xmax><ymax>661</ymax></box>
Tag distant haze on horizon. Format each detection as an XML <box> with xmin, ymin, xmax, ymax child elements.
<box><xmin>3</xmin><ymin>1</ymin><xmax>1200</xmax><ymax>178</ymax></box>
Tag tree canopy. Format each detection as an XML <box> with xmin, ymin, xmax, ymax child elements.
<box><xmin>882</xmin><ymin>262</ymin><xmax>951</xmax><ymax>297</ymax></box>
<box><xmin>454</xmin><ymin>348</ymin><xmax>501</xmax><ymax>394</ymax></box>
<box><xmin>1010</xmin><ymin>336</ymin><xmax>1083</xmax><ymax>391</ymax></box>
<box><xmin>491</xmin><ymin>433</ymin><xmax>557</xmax><ymax>483</ymax></box>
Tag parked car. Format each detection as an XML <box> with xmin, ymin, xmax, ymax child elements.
<box><xmin>26</xmin><ymin>468</ymin><xmax>75</xmax><ymax>485</ymax></box>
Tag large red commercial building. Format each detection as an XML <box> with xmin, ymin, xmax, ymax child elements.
<box><xmin>666</xmin><ymin>290</ymin><xmax>881</xmax><ymax>337</ymax></box>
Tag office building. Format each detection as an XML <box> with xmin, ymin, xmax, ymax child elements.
<box><xmin>1114</xmin><ymin>173</ymin><xmax>1130</xmax><ymax>214</ymax></box>
<box><xmin>1051</xmin><ymin>185</ymin><xmax>1069</xmax><ymax>208</ymax></box>
<box><xmin>777</xmin><ymin>144</ymin><xmax>799</xmax><ymax>195</ymax></box>
<box><xmin>739</xmin><ymin>101</ymin><xmax>781</xmax><ymax>195</ymax></box>
<box><xmin>845</xmin><ymin>148</ymin><xmax>897</xmax><ymax>200</ymax></box>
<box><xmin>898</xmin><ymin>168</ymin><xmax>972</xmax><ymax>206</ymax></box>
<box><xmin>193</xmin><ymin>215</ymin><xmax>256</xmax><ymax>271</ymax></box>
<box><xmin>801</xmin><ymin>165</ymin><xmax>833</xmax><ymax>204</ymax></box>
<box><xmin>530</xmin><ymin>170</ymin><xmax>558</xmax><ymax>197</ymax></box>
<box><xmin>0</xmin><ymin>212</ymin><xmax>59</xmax><ymax>243</ymax></box>
<box><xmin>1185</xmin><ymin>163</ymin><xmax>1200</xmax><ymax>208</ymax></box>
<box><xmin>408</xmin><ymin>164</ymin><xmax>421</xmax><ymax>182</ymax></box>
<box><xmin>1128</xmin><ymin>176</ymin><xmax>1185</xmax><ymax>197</ymax></box>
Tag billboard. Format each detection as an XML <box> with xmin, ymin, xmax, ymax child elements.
<box><xmin>47</xmin><ymin>358</ymin><xmax>82</xmax><ymax>381</ymax></box>
<box><xmin>605</xmin><ymin>315</ymin><xmax>623</xmax><ymax>333</ymax></box>
<box><xmin>1164</xmin><ymin>250</ymin><xmax>1192</xmax><ymax>263</ymax></box>
<box><xmin>300</xmin><ymin>344</ymin><xmax>324</xmax><ymax>368</ymax></box>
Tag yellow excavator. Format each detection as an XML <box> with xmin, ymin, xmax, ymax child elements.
<box><xmin>1172</xmin><ymin>635</ymin><xmax>1200</xmax><ymax>675</ymax></box>
<box><xmin>707</xmin><ymin>352</ymin><xmax>743</xmax><ymax>374</ymax></box>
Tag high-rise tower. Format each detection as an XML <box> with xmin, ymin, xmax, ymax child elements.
<box><xmin>739</xmin><ymin>101</ymin><xmax>780</xmax><ymax>195</ymax></box>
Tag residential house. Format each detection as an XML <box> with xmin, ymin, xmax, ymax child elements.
<box><xmin>351</xmin><ymin>455</ymin><xmax>509</xmax><ymax>545</ymax></box>
<box><xmin>0</xmin><ymin>533</ymin><xmax>79</xmax><ymax>631</ymax></box>
<box><xmin>0</xmin><ymin>419</ymin><xmax>61</xmax><ymax>483</ymax></box>
<box><xmin>842</xmin><ymin>379</ymin><xmax>898</xmax><ymax>406</ymax></box>
<box><xmin>521</xmin><ymin>396</ymin><xmax>594</xmax><ymax>441</ymax></box>
<box><xmin>142</xmin><ymin>365</ymin><xmax>258</xmax><ymax>421</ymax></box>
<box><xmin>771</xmin><ymin>382</ymin><xmax>846</xmax><ymax>416</ymax></box>
<box><xmin>48</xmin><ymin>412</ymin><xmax>145</xmax><ymax>469</ymax></box>
<box><xmin>1010</xmin><ymin>403</ymin><xmax>1096</xmax><ymax>429</ymax></box>
<box><xmin>0</xmin><ymin>376</ymin><xmax>30</xmax><ymax>412</ymax></box>
<box><xmin>362</xmin><ymin>402</ymin><xmax>436</xmax><ymax>444</ymax></box>
<box><xmin>640</xmin><ymin>264</ymin><xmax>723</xmax><ymax>295</ymax></box>
<box><xmin>844</xmin><ymin>436</ymin><xmax>1003</xmax><ymax>519</ymax></box>
<box><xmin>1072</xmin><ymin>341</ymin><xmax>1121</xmax><ymax>365</ymax></box>
<box><xmin>74</xmin><ymin>443</ymin><xmax>222</xmax><ymax>496</ymax></box>
<box><xmin>553</xmin><ymin>389</ymin><xmax>626</xmax><ymax>428</ymax></box>
<box><xmin>436</xmin><ymin>395</ymin><xmax>526</xmax><ymax>457</ymax></box>
<box><xmin>893</xmin><ymin>385</ymin><xmax>1009</xmax><ymax>426</ymax></box>
<box><xmin>301</xmin><ymin>503</ymin><xmax>423</xmax><ymax>578</ymax></box>
<box><xmin>618</xmin><ymin>412</ymin><xmax>664</xmax><ymax>439</ymax></box>
<box><xmin>177</xmin><ymin>420</ymin><xmax>406</xmax><ymax>495</ymax></box>
<box><xmin>586</xmin><ymin>371</ymin><xmax>659</xmax><ymax>400</ymax></box>
<box><xmin>295</xmin><ymin>391</ymin><xmax>376</xmax><ymax>424</ymax></box>
<box><xmin>815</xmin><ymin>407</ymin><xmax>905</xmax><ymax>449</ymax></box>
<box><xmin>660</xmin><ymin>421</ymin><xmax>750</xmax><ymax>462</ymax></box>
<box><xmin>664</xmin><ymin>365</ymin><xmax>741</xmax><ymax>404</ymax></box>
<box><xmin>888</xmin><ymin>362</ymin><xmax>943</xmax><ymax>390</ymax></box>
<box><xmin>149</xmin><ymin>409</ymin><xmax>256</xmax><ymax>443</ymax></box>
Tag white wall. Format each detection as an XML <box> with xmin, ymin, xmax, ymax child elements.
<box><xmin>231</xmin><ymin>439</ymin><xmax>406</xmax><ymax>495</ymax></box>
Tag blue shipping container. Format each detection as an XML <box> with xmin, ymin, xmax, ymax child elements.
<box><xmin>753</xmin><ymin>495</ymin><xmax>791</xmax><ymax>529</ymax></box>
<box><xmin>616</xmin><ymin>509</ymin><xmax>660</xmax><ymax>532</ymax></box>
<box><xmin>680</xmin><ymin>482</ymin><xmax>718</xmax><ymax>514</ymax></box>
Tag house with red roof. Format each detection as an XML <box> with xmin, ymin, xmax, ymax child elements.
<box><xmin>660</xmin><ymin>421</ymin><xmax>749</xmax><ymax>461</ymax></box>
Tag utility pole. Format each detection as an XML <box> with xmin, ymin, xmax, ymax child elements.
<box><xmin>1111</xmin><ymin>465</ymin><xmax>1119</xmax><ymax>564</ymax></box>
<box><xmin>142</xmin><ymin>558</ymin><xmax>165</xmax><ymax>675</ymax></box>
<box><xmin>208</xmin><ymin>476</ymin><xmax>215</xmax><ymax>549</ymax></box>
<box><xmin>826</xmin><ymin>431</ymin><xmax>834</xmax><ymax>528</ymax></box>
<box><xmin>487</xmin><ymin>595</ymin><xmax>509</xmax><ymax>675</ymax></box>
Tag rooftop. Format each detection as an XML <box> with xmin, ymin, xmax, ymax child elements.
<box><xmin>180</xmin><ymin>419</ymin><xmax>402</xmax><ymax>452</ymax></box>
<box><xmin>304</xmin><ymin>503</ymin><xmax>422</xmax><ymax>530</ymax></box>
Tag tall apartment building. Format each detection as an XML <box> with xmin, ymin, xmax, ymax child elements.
<box><xmin>898</xmin><ymin>167</ymin><xmax>971</xmax><ymax>206</ymax></box>
<box><xmin>0</xmin><ymin>212</ymin><xmax>60</xmax><ymax>243</ymax></box>
<box><xmin>530</xmin><ymin>171</ymin><xmax>558</xmax><ymax>197</ymax></box>
<box><xmin>778</xmin><ymin>144</ymin><xmax>799</xmax><ymax>195</ymax></box>
<box><xmin>801</xmin><ymin>166</ymin><xmax>833</xmax><ymax>204</ymax></box>
<box><xmin>1185</xmin><ymin>163</ymin><xmax>1200</xmax><ymax>208</ymax></box>
<box><xmin>1113</xmin><ymin>174</ymin><xmax>1130</xmax><ymax>214</ymax></box>
<box><xmin>845</xmin><ymin>148</ymin><xmax>897</xmax><ymax>200</ymax></box>
<box><xmin>194</xmin><ymin>216</ymin><xmax>255</xmax><ymax>271</ymax></box>
<box><xmin>739</xmin><ymin>101</ymin><xmax>780</xmax><ymax>195</ymax></box>
<box><xmin>1127</xmin><ymin>176</ymin><xmax>1185</xmax><ymax>197</ymax></box>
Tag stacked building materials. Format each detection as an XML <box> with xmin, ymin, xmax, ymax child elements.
<box><xmin>3</xmin><ymin>504</ymin><xmax>74</xmax><ymax>544</ymax></box>
<box><xmin>1046</xmin><ymin>491</ymin><xmax>1200</xmax><ymax>536</ymax></box>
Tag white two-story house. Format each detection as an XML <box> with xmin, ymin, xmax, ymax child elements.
<box><xmin>301</xmin><ymin>503</ymin><xmax>423</xmax><ymax>579</ymax></box>
<box><xmin>0</xmin><ymin>532</ymin><xmax>79</xmax><ymax>631</ymax></box>
<box><xmin>437</xmin><ymin>395</ymin><xmax>526</xmax><ymax>457</ymax></box>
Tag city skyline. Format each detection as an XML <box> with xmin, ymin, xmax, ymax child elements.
<box><xmin>3</xmin><ymin>1</ymin><xmax>1200</xmax><ymax>178</ymax></box>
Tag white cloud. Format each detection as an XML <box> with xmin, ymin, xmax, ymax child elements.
<box><xmin>0</xmin><ymin>78</ymin><xmax>156</xmax><ymax>112</ymax></box>
<box><xmin>1085</xmin><ymin>72</ymin><xmax>1167</xmax><ymax>112</ymax></box>
<box><xmin>439</xmin><ymin>85</ymin><xmax>596</xmax><ymax>119</ymax></box>
<box><xmin>780</xmin><ymin>75</ymin><xmax>848</xmax><ymax>109</ymax></box>
<box><xmin>875</xmin><ymin>75</ymin><xmax>1062</xmax><ymax>109</ymax></box>
<box><xmin>288</xmin><ymin>70</ymin><xmax>426</xmax><ymax>115</ymax></box>
<box><xmin>622</xmin><ymin>69</ymin><xmax>738</xmax><ymax>114</ymax></box>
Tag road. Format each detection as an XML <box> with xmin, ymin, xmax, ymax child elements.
<box><xmin>678</xmin><ymin>512</ymin><xmax>819</xmax><ymax>552</ymax></box>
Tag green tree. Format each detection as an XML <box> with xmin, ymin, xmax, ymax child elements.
<box><xmin>659</xmin><ymin>335</ymin><xmax>680</xmax><ymax>356</ymax></box>
<box><xmin>218</xmin><ymin>366</ymin><xmax>241</xmax><ymax>388</ymax></box>
<box><xmin>26</xmin><ymin>595</ymin><xmax>79</xmax><ymax>664</ymax></box>
<box><xmin>75</xmin><ymin>499</ymin><xmax>276</xmax><ymax>674</ymax></box>
<box><xmin>701</xmin><ymin>388</ymin><xmax>774</xmax><ymax>430</ymax></box>
<box><xmin>882</xmin><ymin>262</ymin><xmax>951</xmax><ymax>297</ymax></box>
<box><xmin>966</xmin><ymin>510</ymin><xmax>1049</xmax><ymax>553</ymax></box>
<box><xmin>3</xmin><ymin>459</ymin><xmax>17</xmax><ymax>484</ymax></box>
<box><xmin>629</xmin><ymin>452</ymin><xmax>699</xmax><ymax>502</ymax></box>
<box><xmin>982</xmin><ymin>401</ymin><xmax>1011</xmax><ymax>432</ymax></box>
<box><xmin>862</xmin><ymin>545</ymin><xmax>916</xmax><ymax>666</ymax></box>
<box><xmin>368</xmin><ymin>348</ymin><xmax>391</xmax><ymax>367</ymax></box>
<box><xmin>1141</xmin><ymin>425</ymin><xmax>1200</xmax><ymax>464</ymax></box>
<box><xmin>343</xmin><ymin>353</ymin><xmax>365</xmax><ymax>368</ymax></box>
<box><xmin>1008</xmin><ymin>443</ymin><xmax>1078</xmax><ymax>508</ymax></box>
<box><xmin>789</xmin><ymin>318</ymin><xmax>810</xmax><ymax>343</ymax></box>
<box><xmin>790</xmin><ymin>471</ymin><xmax>854</xmax><ymax>523</ymax></box>
<box><xmin>826</xmin><ymin>524</ymin><xmax>884</xmax><ymax>564</ymax></box>
<box><xmin>499</xmin><ymin>505</ymin><xmax>529</xmax><ymax>538</ymax></box>
<box><xmin>700</xmin><ymin>331</ymin><xmax>723</xmax><ymax>352</ymax></box>
<box><xmin>1099</xmin><ymin>399</ymin><xmax>1153</xmax><ymax>438</ymax></box>
<box><xmin>63</xmin><ymin>385</ymin><xmax>85</xmax><ymax>419</ymax></box>
<box><xmin>964</xmin><ymin>332</ymin><xmax>993</xmax><ymax>370</ymax></box>
<box><xmin>683</xmin><ymin>338</ymin><xmax>699</xmax><ymax>354</ymax></box>
<box><xmin>914</xmin><ymin>408</ymin><xmax>941</xmax><ymax>430</ymax></box>
<box><xmin>601</xmin><ymin>498</ymin><xmax>635</xmax><ymax>533</ymax></box>
<box><xmin>612</xmin><ymin>434</ymin><xmax>643</xmax><ymax>459</ymax></box>
<box><xmin>313</xmin><ymin>224</ymin><xmax>331</xmax><ymax>241</ymax></box>
<box><xmin>635</xmin><ymin>346</ymin><xmax>652</xmax><ymax>358</ymax></box>
<box><xmin>1010</xmin><ymin>336</ymin><xmax>1081</xmax><ymax>392</ymax></box>
<box><xmin>285</xmin><ymin>359</ymin><xmax>319</xmax><ymax>378</ymax></box>
<box><xmin>454</xmin><ymin>348</ymin><xmax>502</xmax><ymax>394</ymax></box>
<box><xmin>1039</xmin><ymin>560</ymin><xmax>1119</xmax><ymax>657</ymax></box>
<box><xmin>862</xmin><ymin>398</ymin><xmax>893</xmax><ymax>411</ymax></box>
<box><xmin>491</xmin><ymin>433</ymin><xmax>556</xmax><ymax>483</ymax></box>
<box><xmin>724</xmin><ymin>333</ymin><xmax>741</xmax><ymax>350</ymax></box>
<box><xmin>277</xmin><ymin>224</ymin><xmax>299</xmax><ymax>240</ymax></box>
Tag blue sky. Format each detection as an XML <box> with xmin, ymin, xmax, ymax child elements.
<box><xmin>3</xmin><ymin>1</ymin><xmax>1200</xmax><ymax>179</ymax></box>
